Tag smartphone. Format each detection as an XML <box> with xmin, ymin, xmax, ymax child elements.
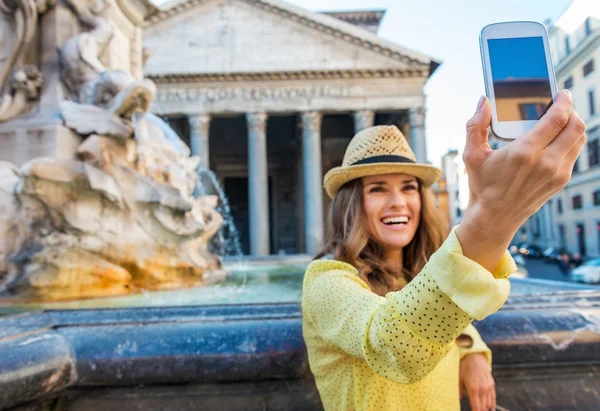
<box><xmin>480</xmin><ymin>21</ymin><xmax>558</xmax><ymax>141</ymax></box>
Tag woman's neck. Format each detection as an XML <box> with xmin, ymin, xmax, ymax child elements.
<box><xmin>384</xmin><ymin>249</ymin><xmax>403</xmax><ymax>275</ymax></box>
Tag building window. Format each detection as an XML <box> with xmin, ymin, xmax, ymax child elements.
<box><xmin>576</xmin><ymin>223</ymin><xmax>586</xmax><ymax>256</ymax></box>
<box><xmin>519</xmin><ymin>103</ymin><xmax>546</xmax><ymax>120</ymax></box>
<box><xmin>585</xmin><ymin>17</ymin><xmax>592</xmax><ymax>36</ymax></box>
<box><xmin>583</xmin><ymin>59</ymin><xmax>595</xmax><ymax>77</ymax></box>
<box><xmin>589</xmin><ymin>138</ymin><xmax>599</xmax><ymax>167</ymax></box>
<box><xmin>573</xmin><ymin>195</ymin><xmax>583</xmax><ymax>210</ymax></box>
<box><xmin>559</xmin><ymin>224</ymin><xmax>566</xmax><ymax>248</ymax></box>
<box><xmin>573</xmin><ymin>158</ymin><xmax>579</xmax><ymax>173</ymax></box>
<box><xmin>564</xmin><ymin>76</ymin><xmax>573</xmax><ymax>90</ymax></box>
<box><xmin>594</xmin><ymin>190</ymin><xmax>600</xmax><ymax>206</ymax></box>
<box><xmin>597</xmin><ymin>222</ymin><xmax>600</xmax><ymax>254</ymax></box>
<box><xmin>565</xmin><ymin>36</ymin><xmax>571</xmax><ymax>55</ymax></box>
<box><xmin>557</xmin><ymin>198</ymin><xmax>563</xmax><ymax>214</ymax></box>
<box><xmin>590</xmin><ymin>89</ymin><xmax>597</xmax><ymax>117</ymax></box>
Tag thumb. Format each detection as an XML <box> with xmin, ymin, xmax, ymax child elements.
<box><xmin>465</xmin><ymin>96</ymin><xmax>492</xmax><ymax>153</ymax></box>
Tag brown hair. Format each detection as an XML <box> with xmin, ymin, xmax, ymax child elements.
<box><xmin>315</xmin><ymin>178</ymin><xmax>448</xmax><ymax>296</ymax></box>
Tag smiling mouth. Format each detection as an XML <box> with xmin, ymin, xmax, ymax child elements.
<box><xmin>381</xmin><ymin>216</ymin><xmax>409</xmax><ymax>226</ymax></box>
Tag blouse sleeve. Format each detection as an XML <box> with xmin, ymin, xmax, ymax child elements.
<box><xmin>457</xmin><ymin>324</ymin><xmax>493</xmax><ymax>370</ymax></box>
<box><xmin>302</xmin><ymin>227</ymin><xmax>515</xmax><ymax>384</ymax></box>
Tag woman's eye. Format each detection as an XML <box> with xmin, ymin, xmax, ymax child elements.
<box><xmin>369</xmin><ymin>186</ymin><xmax>385</xmax><ymax>193</ymax></box>
<box><xmin>404</xmin><ymin>185</ymin><xmax>418</xmax><ymax>191</ymax></box>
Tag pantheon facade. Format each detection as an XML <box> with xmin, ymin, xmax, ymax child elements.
<box><xmin>143</xmin><ymin>0</ymin><xmax>440</xmax><ymax>256</ymax></box>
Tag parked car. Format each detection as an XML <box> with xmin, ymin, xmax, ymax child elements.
<box><xmin>570</xmin><ymin>258</ymin><xmax>600</xmax><ymax>284</ymax></box>
<box><xmin>516</xmin><ymin>243</ymin><xmax>543</xmax><ymax>258</ymax></box>
<box><xmin>543</xmin><ymin>247</ymin><xmax>562</xmax><ymax>262</ymax></box>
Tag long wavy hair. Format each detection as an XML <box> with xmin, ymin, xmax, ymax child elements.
<box><xmin>315</xmin><ymin>178</ymin><xmax>449</xmax><ymax>296</ymax></box>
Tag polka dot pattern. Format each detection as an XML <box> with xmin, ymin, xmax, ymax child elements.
<box><xmin>301</xmin><ymin>231</ymin><xmax>512</xmax><ymax>411</ymax></box>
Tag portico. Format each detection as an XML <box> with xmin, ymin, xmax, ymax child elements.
<box><xmin>143</xmin><ymin>0</ymin><xmax>439</xmax><ymax>255</ymax></box>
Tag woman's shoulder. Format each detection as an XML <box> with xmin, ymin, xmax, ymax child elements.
<box><xmin>305</xmin><ymin>258</ymin><xmax>359</xmax><ymax>277</ymax></box>
<box><xmin>303</xmin><ymin>258</ymin><xmax>365</xmax><ymax>292</ymax></box>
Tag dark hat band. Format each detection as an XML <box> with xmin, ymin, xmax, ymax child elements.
<box><xmin>350</xmin><ymin>155</ymin><xmax>416</xmax><ymax>166</ymax></box>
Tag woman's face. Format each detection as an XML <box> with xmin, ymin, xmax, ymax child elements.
<box><xmin>361</xmin><ymin>173</ymin><xmax>421</xmax><ymax>255</ymax></box>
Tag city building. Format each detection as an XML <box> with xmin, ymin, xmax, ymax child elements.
<box><xmin>520</xmin><ymin>2</ymin><xmax>600</xmax><ymax>256</ymax></box>
<box><xmin>143</xmin><ymin>0</ymin><xmax>439</xmax><ymax>256</ymax></box>
<box><xmin>439</xmin><ymin>149</ymin><xmax>469</xmax><ymax>228</ymax></box>
<box><xmin>432</xmin><ymin>176</ymin><xmax>450</xmax><ymax>230</ymax></box>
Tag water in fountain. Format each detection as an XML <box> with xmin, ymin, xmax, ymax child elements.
<box><xmin>195</xmin><ymin>167</ymin><xmax>244</xmax><ymax>259</ymax></box>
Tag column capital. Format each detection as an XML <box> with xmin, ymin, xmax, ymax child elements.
<box><xmin>187</xmin><ymin>114</ymin><xmax>211</xmax><ymax>165</ymax></box>
<box><xmin>409</xmin><ymin>106</ymin><xmax>425</xmax><ymax>127</ymax></box>
<box><xmin>353</xmin><ymin>109</ymin><xmax>375</xmax><ymax>133</ymax></box>
<box><xmin>188</xmin><ymin>113</ymin><xmax>211</xmax><ymax>128</ymax></box>
<box><xmin>301</xmin><ymin>111</ymin><xmax>322</xmax><ymax>133</ymax></box>
<box><xmin>246</xmin><ymin>112</ymin><xmax>268</xmax><ymax>130</ymax></box>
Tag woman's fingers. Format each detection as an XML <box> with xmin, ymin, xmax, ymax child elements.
<box><xmin>544</xmin><ymin>110</ymin><xmax>586</xmax><ymax>161</ymax></box>
<box><xmin>463</xmin><ymin>97</ymin><xmax>493</xmax><ymax>168</ymax></box>
<box><xmin>490</xmin><ymin>387</ymin><xmax>497</xmax><ymax>411</ymax></box>
<box><xmin>523</xmin><ymin>132</ymin><xmax>586</xmax><ymax>212</ymax></box>
<box><xmin>524</xmin><ymin>90</ymin><xmax>573</xmax><ymax>149</ymax></box>
<box><xmin>564</xmin><ymin>132</ymin><xmax>587</xmax><ymax>167</ymax></box>
<box><xmin>488</xmin><ymin>375</ymin><xmax>497</xmax><ymax>411</ymax></box>
<box><xmin>468</xmin><ymin>387</ymin><xmax>482</xmax><ymax>411</ymax></box>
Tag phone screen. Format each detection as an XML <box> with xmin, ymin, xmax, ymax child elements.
<box><xmin>487</xmin><ymin>36</ymin><xmax>553</xmax><ymax>122</ymax></box>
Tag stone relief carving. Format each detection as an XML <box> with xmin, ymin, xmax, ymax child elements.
<box><xmin>0</xmin><ymin>0</ymin><xmax>226</xmax><ymax>301</ymax></box>
<box><xmin>0</xmin><ymin>0</ymin><xmax>49</xmax><ymax>122</ymax></box>
<box><xmin>151</xmin><ymin>70</ymin><xmax>419</xmax><ymax>84</ymax></box>
<box><xmin>157</xmin><ymin>85</ymin><xmax>352</xmax><ymax>104</ymax></box>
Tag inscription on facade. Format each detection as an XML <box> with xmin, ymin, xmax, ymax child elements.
<box><xmin>157</xmin><ymin>85</ymin><xmax>352</xmax><ymax>103</ymax></box>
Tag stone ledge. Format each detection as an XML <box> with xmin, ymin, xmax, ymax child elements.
<box><xmin>0</xmin><ymin>329</ymin><xmax>75</xmax><ymax>410</ymax></box>
<box><xmin>0</xmin><ymin>291</ymin><xmax>599</xmax><ymax>410</ymax></box>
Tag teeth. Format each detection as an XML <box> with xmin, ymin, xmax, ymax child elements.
<box><xmin>382</xmin><ymin>216</ymin><xmax>409</xmax><ymax>224</ymax></box>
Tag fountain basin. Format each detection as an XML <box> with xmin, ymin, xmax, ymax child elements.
<box><xmin>1</xmin><ymin>264</ymin><xmax>599</xmax><ymax>411</ymax></box>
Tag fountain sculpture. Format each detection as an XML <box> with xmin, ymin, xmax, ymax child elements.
<box><xmin>0</xmin><ymin>0</ymin><xmax>225</xmax><ymax>301</ymax></box>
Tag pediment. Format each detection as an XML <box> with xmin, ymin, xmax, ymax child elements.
<box><xmin>144</xmin><ymin>0</ymin><xmax>438</xmax><ymax>78</ymax></box>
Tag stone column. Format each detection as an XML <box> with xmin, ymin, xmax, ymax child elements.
<box><xmin>409</xmin><ymin>107</ymin><xmax>427</xmax><ymax>163</ymax></box>
<box><xmin>353</xmin><ymin>110</ymin><xmax>375</xmax><ymax>133</ymax></box>
<box><xmin>302</xmin><ymin>111</ymin><xmax>324</xmax><ymax>256</ymax></box>
<box><xmin>188</xmin><ymin>114</ymin><xmax>211</xmax><ymax>168</ymax></box>
<box><xmin>246</xmin><ymin>112</ymin><xmax>270</xmax><ymax>256</ymax></box>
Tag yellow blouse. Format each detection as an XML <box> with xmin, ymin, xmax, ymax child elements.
<box><xmin>302</xmin><ymin>229</ymin><xmax>516</xmax><ymax>411</ymax></box>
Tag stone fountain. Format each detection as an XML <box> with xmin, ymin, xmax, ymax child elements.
<box><xmin>0</xmin><ymin>0</ymin><xmax>225</xmax><ymax>302</ymax></box>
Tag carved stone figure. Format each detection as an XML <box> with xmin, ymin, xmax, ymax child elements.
<box><xmin>0</xmin><ymin>0</ymin><xmax>48</xmax><ymax>122</ymax></box>
<box><xmin>0</xmin><ymin>0</ymin><xmax>226</xmax><ymax>301</ymax></box>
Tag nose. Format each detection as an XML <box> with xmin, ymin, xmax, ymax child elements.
<box><xmin>388</xmin><ymin>187</ymin><xmax>408</xmax><ymax>209</ymax></box>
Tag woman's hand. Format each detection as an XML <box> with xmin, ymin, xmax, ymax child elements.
<box><xmin>459</xmin><ymin>353</ymin><xmax>496</xmax><ymax>411</ymax></box>
<box><xmin>457</xmin><ymin>91</ymin><xmax>586</xmax><ymax>271</ymax></box>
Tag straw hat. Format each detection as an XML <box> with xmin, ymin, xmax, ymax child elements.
<box><xmin>323</xmin><ymin>125</ymin><xmax>441</xmax><ymax>199</ymax></box>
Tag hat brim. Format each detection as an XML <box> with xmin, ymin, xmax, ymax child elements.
<box><xmin>324</xmin><ymin>163</ymin><xmax>441</xmax><ymax>199</ymax></box>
